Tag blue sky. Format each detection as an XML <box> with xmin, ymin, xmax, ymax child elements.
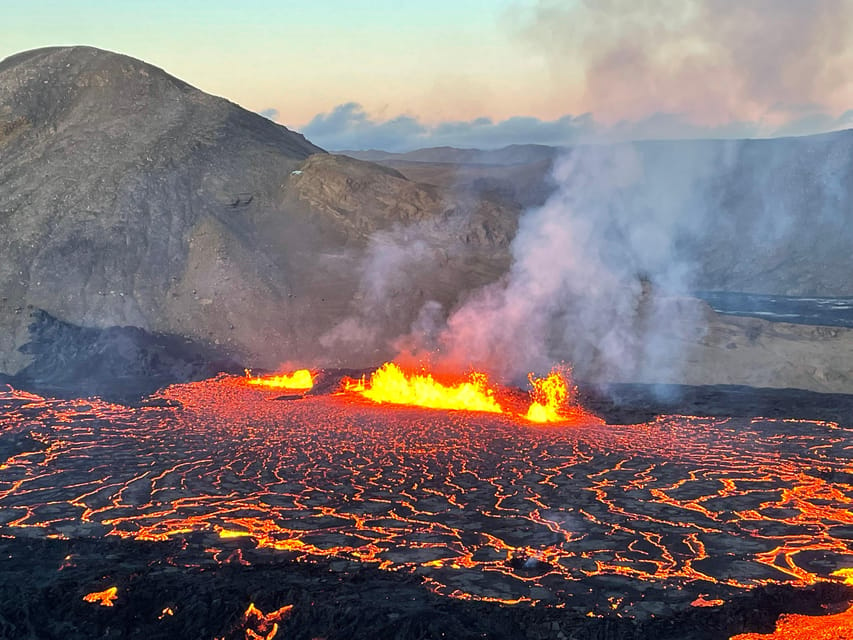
<box><xmin>5</xmin><ymin>0</ymin><xmax>853</xmax><ymax>150</ymax></box>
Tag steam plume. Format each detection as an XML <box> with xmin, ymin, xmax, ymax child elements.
<box><xmin>514</xmin><ymin>0</ymin><xmax>853</xmax><ymax>128</ymax></box>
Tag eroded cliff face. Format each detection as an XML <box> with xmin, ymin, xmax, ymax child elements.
<box><xmin>0</xmin><ymin>47</ymin><xmax>517</xmax><ymax>374</ymax></box>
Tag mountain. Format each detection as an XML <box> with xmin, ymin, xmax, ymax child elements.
<box><xmin>0</xmin><ymin>46</ymin><xmax>517</xmax><ymax>375</ymax></box>
<box><xmin>4</xmin><ymin>46</ymin><xmax>853</xmax><ymax>395</ymax></box>
<box><xmin>342</xmin><ymin>144</ymin><xmax>560</xmax><ymax>166</ymax></box>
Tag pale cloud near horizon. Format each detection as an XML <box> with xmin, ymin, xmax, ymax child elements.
<box><xmin>297</xmin><ymin>0</ymin><xmax>853</xmax><ymax>152</ymax></box>
<box><xmin>298</xmin><ymin>102</ymin><xmax>853</xmax><ymax>152</ymax></box>
<box><xmin>512</xmin><ymin>0</ymin><xmax>853</xmax><ymax>128</ymax></box>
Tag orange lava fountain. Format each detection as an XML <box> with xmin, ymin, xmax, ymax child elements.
<box><xmin>343</xmin><ymin>362</ymin><xmax>599</xmax><ymax>424</ymax></box>
<box><xmin>343</xmin><ymin>362</ymin><xmax>503</xmax><ymax>413</ymax></box>
<box><xmin>525</xmin><ymin>369</ymin><xmax>585</xmax><ymax>423</ymax></box>
<box><xmin>244</xmin><ymin>369</ymin><xmax>314</xmax><ymax>391</ymax></box>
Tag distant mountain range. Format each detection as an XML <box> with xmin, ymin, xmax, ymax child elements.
<box><xmin>351</xmin><ymin>132</ymin><xmax>853</xmax><ymax>297</ymax></box>
<box><xmin>342</xmin><ymin>144</ymin><xmax>561</xmax><ymax>166</ymax></box>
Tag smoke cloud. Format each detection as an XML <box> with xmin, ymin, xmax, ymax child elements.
<box><xmin>514</xmin><ymin>0</ymin><xmax>853</xmax><ymax>128</ymax></box>
<box><xmin>314</xmin><ymin>1</ymin><xmax>853</xmax><ymax>384</ymax></box>
<box><xmin>297</xmin><ymin>1</ymin><xmax>853</xmax><ymax>153</ymax></box>
<box><xmin>421</xmin><ymin>143</ymin><xmax>718</xmax><ymax>384</ymax></box>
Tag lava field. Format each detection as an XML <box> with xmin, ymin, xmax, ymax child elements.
<box><xmin>0</xmin><ymin>374</ymin><xmax>851</xmax><ymax>639</ymax></box>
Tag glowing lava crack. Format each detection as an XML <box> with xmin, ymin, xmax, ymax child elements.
<box><xmin>342</xmin><ymin>362</ymin><xmax>598</xmax><ymax>424</ymax></box>
<box><xmin>0</xmin><ymin>373</ymin><xmax>851</xmax><ymax>620</ymax></box>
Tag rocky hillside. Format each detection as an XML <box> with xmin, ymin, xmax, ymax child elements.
<box><xmin>356</xmin><ymin>133</ymin><xmax>853</xmax><ymax>297</ymax></box>
<box><xmin>0</xmin><ymin>46</ymin><xmax>517</xmax><ymax>374</ymax></box>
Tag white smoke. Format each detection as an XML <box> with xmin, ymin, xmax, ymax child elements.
<box><xmin>426</xmin><ymin>143</ymin><xmax>710</xmax><ymax>383</ymax></box>
<box><xmin>331</xmin><ymin>129</ymin><xmax>853</xmax><ymax>384</ymax></box>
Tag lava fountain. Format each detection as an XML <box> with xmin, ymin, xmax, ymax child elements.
<box><xmin>342</xmin><ymin>362</ymin><xmax>503</xmax><ymax>413</ymax></box>
<box><xmin>342</xmin><ymin>362</ymin><xmax>598</xmax><ymax>424</ymax></box>
<box><xmin>243</xmin><ymin>369</ymin><xmax>314</xmax><ymax>390</ymax></box>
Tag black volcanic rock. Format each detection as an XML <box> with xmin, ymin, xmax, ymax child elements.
<box><xmin>0</xmin><ymin>536</ymin><xmax>850</xmax><ymax>640</ymax></box>
<box><xmin>6</xmin><ymin>309</ymin><xmax>243</xmax><ymax>401</ymax></box>
<box><xmin>0</xmin><ymin>46</ymin><xmax>517</xmax><ymax>375</ymax></box>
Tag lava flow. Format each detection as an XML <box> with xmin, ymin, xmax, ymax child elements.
<box><xmin>243</xmin><ymin>369</ymin><xmax>314</xmax><ymax>390</ymax></box>
<box><xmin>729</xmin><ymin>604</ymin><xmax>853</xmax><ymax>639</ymax></box>
<box><xmin>83</xmin><ymin>586</ymin><xmax>118</xmax><ymax>607</ymax></box>
<box><xmin>1</xmin><ymin>375</ymin><xmax>851</xmax><ymax>620</ymax></box>
<box><xmin>342</xmin><ymin>362</ymin><xmax>596</xmax><ymax>424</ymax></box>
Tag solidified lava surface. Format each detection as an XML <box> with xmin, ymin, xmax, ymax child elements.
<box><xmin>0</xmin><ymin>375</ymin><xmax>852</xmax><ymax>639</ymax></box>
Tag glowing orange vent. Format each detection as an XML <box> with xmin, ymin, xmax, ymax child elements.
<box><xmin>343</xmin><ymin>362</ymin><xmax>503</xmax><ymax>414</ymax></box>
<box><xmin>83</xmin><ymin>586</ymin><xmax>118</xmax><ymax>607</ymax></box>
<box><xmin>244</xmin><ymin>369</ymin><xmax>314</xmax><ymax>390</ymax></box>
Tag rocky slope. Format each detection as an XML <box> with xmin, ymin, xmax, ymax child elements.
<box><xmin>0</xmin><ymin>46</ymin><xmax>516</xmax><ymax>374</ymax></box>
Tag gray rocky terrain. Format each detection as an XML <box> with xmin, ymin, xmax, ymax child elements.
<box><xmin>0</xmin><ymin>46</ymin><xmax>516</xmax><ymax>375</ymax></box>
<box><xmin>354</xmin><ymin>134</ymin><xmax>853</xmax><ymax>297</ymax></box>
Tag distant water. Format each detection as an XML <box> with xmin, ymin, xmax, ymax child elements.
<box><xmin>695</xmin><ymin>291</ymin><xmax>853</xmax><ymax>327</ymax></box>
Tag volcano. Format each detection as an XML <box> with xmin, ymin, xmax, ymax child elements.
<box><xmin>1</xmin><ymin>45</ymin><xmax>853</xmax><ymax>639</ymax></box>
<box><xmin>0</xmin><ymin>46</ymin><xmax>517</xmax><ymax>378</ymax></box>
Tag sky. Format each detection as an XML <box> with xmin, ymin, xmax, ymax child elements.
<box><xmin>4</xmin><ymin>0</ymin><xmax>853</xmax><ymax>151</ymax></box>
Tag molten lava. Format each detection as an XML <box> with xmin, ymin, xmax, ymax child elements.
<box><xmin>343</xmin><ymin>362</ymin><xmax>503</xmax><ymax>414</ymax></box>
<box><xmin>832</xmin><ymin>568</ymin><xmax>853</xmax><ymax>586</ymax></box>
<box><xmin>524</xmin><ymin>370</ymin><xmax>582</xmax><ymax>423</ymax></box>
<box><xmin>83</xmin><ymin>586</ymin><xmax>118</xmax><ymax>607</ymax></box>
<box><xmin>242</xmin><ymin>602</ymin><xmax>293</xmax><ymax>640</ymax></box>
<box><xmin>1</xmin><ymin>380</ymin><xmax>850</xmax><ymax>615</ymax></box>
<box><xmin>341</xmin><ymin>362</ymin><xmax>599</xmax><ymax>424</ymax></box>
<box><xmin>730</xmin><ymin>605</ymin><xmax>853</xmax><ymax>639</ymax></box>
<box><xmin>244</xmin><ymin>369</ymin><xmax>314</xmax><ymax>391</ymax></box>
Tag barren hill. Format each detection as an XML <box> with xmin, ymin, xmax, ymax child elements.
<box><xmin>0</xmin><ymin>46</ymin><xmax>516</xmax><ymax>374</ymax></box>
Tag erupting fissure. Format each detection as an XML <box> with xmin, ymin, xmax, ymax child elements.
<box><xmin>525</xmin><ymin>370</ymin><xmax>580</xmax><ymax>423</ymax></box>
<box><xmin>342</xmin><ymin>362</ymin><xmax>503</xmax><ymax>414</ymax></box>
<box><xmin>244</xmin><ymin>369</ymin><xmax>314</xmax><ymax>391</ymax></box>
<box><xmin>341</xmin><ymin>362</ymin><xmax>595</xmax><ymax>424</ymax></box>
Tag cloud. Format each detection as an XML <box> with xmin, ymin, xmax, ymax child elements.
<box><xmin>259</xmin><ymin>108</ymin><xmax>279</xmax><ymax>121</ymax></box>
<box><xmin>513</xmin><ymin>0</ymin><xmax>853</xmax><ymax>127</ymax></box>
<box><xmin>302</xmin><ymin>103</ymin><xmax>599</xmax><ymax>152</ymax></box>
<box><xmin>300</xmin><ymin>102</ymin><xmax>853</xmax><ymax>152</ymax></box>
<box><xmin>302</xmin><ymin>103</ymin><xmax>427</xmax><ymax>152</ymax></box>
